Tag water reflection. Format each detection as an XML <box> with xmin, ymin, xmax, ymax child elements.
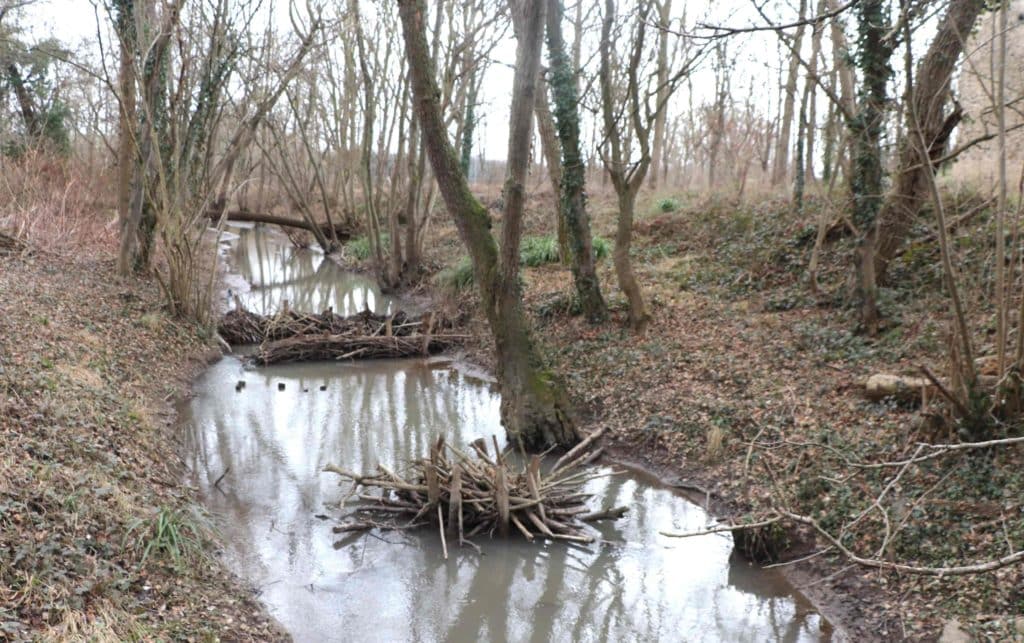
<box><xmin>224</xmin><ymin>224</ymin><xmax>393</xmax><ymax>316</ymax></box>
<box><xmin>184</xmin><ymin>225</ymin><xmax>830</xmax><ymax>642</ymax></box>
<box><xmin>184</xmin><ymin>358</ymin><xmax>828</xmax><ymax>642</ymax></box>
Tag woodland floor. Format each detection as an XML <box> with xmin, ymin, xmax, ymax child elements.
<box><xmin>4</xmin><ymin>179</ymin><xmax>1024</xmax><ymax>641</ymax></box>
<box><xmin>424</xmin><ymin>183</ymin><xmax>1024</xmax><ymax>642</ymax></box>
<box><xmin>0</xmin><ymin>246</ymin><xmax>284</xmax><ymax>640</ymax></box>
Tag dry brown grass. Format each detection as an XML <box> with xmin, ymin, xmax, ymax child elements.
<box><xmin>0</xmin><ymin>153</ymin><xmax>118</xmax><ymax>256</ymax></box>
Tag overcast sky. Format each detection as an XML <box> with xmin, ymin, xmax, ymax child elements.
<box><xmin>23</xmin><ymin>0</ymin><xmax>821</xmax><ymax>162</ymax></box>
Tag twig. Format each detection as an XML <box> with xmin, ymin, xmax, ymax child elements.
<box><xmin>919</xmin><ymin>364</ymin><xmax>970</xmax><ymax>417</ymax></box>
<box><xmin>213</xmin><ymin>466</ymin><xmax>230</xmax><ymax>489</ymax></box>
<box><xmin>438</xmin><ymin>505</ymin><xmax>448</xmax><ymax>560</ymax></box>
<box><xmin>660</xmin><ymin>515</ymin><xmax>781</xmax><ymax>539</ymax></box>
<box><xmin>776</xmin><ymin>508</ymin><xmax>1024</xmax><ymax>576</ymax></box>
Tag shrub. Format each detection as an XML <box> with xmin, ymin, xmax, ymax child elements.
<box><xmin>657</xmin><ymin>197</ymin><xmax>681</xmax><ymax>213</ymax></box>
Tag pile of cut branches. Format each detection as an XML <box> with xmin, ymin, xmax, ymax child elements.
<box><xmin>324</xmin><ymin>429</ymin><xmax>626</xmax><ymax>555</ymax></box>
<box><xmin>217</xmin><ymin>305</ymin><xmax>465</xmax><ymax>365</ymax></box>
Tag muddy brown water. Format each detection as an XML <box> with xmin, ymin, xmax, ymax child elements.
<box><xmin>184</xmin><ymin>225</ymin><xmax>834</xmax><ymax>642</ymax></box>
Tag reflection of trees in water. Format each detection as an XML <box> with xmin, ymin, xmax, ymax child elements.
<box><xmin>185</xmin><ymin>358</ymin><xmax>825</xmax><ymax>642</ymax></box>
<box><xmin>185</xmin><ymin>360</ymin><xmax>496</xmax><ymax>586</ymax></box>
<box><xmin>228</xmin><ymin>227</ymin><xmax>390</xmax><ymax>316</ymax></box>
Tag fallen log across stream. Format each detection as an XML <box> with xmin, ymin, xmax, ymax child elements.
<box><xmin>218</xmin><ymin>306</ymin><xmax>466</xmax><ymax>365</ymax></box>
<box><xmin>324</xmin><ymin>429</ymin><xmax>627</xmax><ymax>555</ymax></box>
<box><xmin>208</xmin><ymin>209</ymin><xmax>355</xmax><ymax>240</ymax></box>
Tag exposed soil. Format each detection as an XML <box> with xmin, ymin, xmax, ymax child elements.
<box><xmin>0</xmin><ymin>247</ymin><xmax>284</xmax><ymax>640</ymax></box>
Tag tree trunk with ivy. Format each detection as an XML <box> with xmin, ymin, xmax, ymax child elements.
<box><xmin>871</xmin><ymin>0</ymin><xmax>986</xmax><ymax>282</ymax></box>
<box><xmin>848</xmin><ymin>0</ymin><xmax>892</xmax><ymax>334</ymax></box>
<box><xmin>119</xmin><ymin>0</ymin><xmax>176</xmax><ymax>276</ymax></box>
<box><xmin>544</xmin><ymin>0</ymin><xmax>608</xmax><ymax>323</ymax></box>
<box><xmin>460</xmin><ymin>80</ymin><xmax>477</xmax><ymax>176</ymax></box>
<box><xmin>399</xmin><ymin>0</ymin><xmax>579</xmax><ymax>451</ymax></box>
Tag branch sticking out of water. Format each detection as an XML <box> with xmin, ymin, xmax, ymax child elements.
<box><xmin>324</xmin><ymin>433</ymin><xmax>627</xmax><ymax>550</ymax></box>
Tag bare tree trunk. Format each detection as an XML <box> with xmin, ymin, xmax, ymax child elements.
<box><xmin>872</xmin><ymin>0</ymin><xmax>986</xmax><ymax>281</ymax></box>
<box><xmin>829</xmin><ymin>0</ymin><xmax>857</xmax><ymax>182</ymax></box>
<box><xmin>599</xmin><ymin>0</ymin><xmax>652</xmax><ymax>332</ymax></box>
<box><xmin>119</xmin><ymin>0</ymin><xmax>177</xmax><ymax>276</ymax></box>
<box><xmin>804</xmin><ymin>0</ymin><xmax>826</xmax><ymax>183</ymax></box>
<box><xmin>534</xmin><ymin>74</ymin><xmax>569</xmax><ymax>264</ymax></box>
<box><xmin>350</xmin><ymin>0</ymin><xmax>387</xmax><ymax>277</ymax></box>
<box><xmin>404</xmin><ymin>114</ymin><xmax>424</xmax><ymax>278</ymax></box>
<box><xmin>707</xmin><ymin>42</ymin><xmax>728</xmax><ymax>189</ymax></box>
<box><xmin>648</xmin><ymin>0</ymin><xmax>672</xmax><ymax>190</ymax></box>
<box><xmin>613</xmin><ymin>182</ymin><xmax>648</xmax><ymax>328</ymax></box>
<box><xmin>399</xmin><ymin>0</ymin><xmax>578</xmax><ymax>451</ymax></box>
<box><xmin>771</xmin><ymin>0</ymin><xmax>808</xmax><ymax>187</ymax></box>
<box><xmin>996</xmin><ymin>0</ymin><xmax>1009</xmax><ymax>376</ymax></box>
<box><xmin>114</xmin><ymin>0</ymin><xmax>137</xmax><ymax>235</ymax></box>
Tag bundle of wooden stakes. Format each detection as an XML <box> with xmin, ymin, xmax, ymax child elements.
<box><xmin>323</xmin><ymin>428</ymin><xmax>627</xmax><ymax>556</ymax></box>
<box><xmin>217</xmin><ymin>303</ymin><xmax>465</xmax><ymax>365</ymax></box>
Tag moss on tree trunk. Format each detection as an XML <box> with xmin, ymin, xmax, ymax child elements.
<box><xmin>399</xmin><ymin>0</ymin><xmax>578</xmax><ymax>451</ymax></box>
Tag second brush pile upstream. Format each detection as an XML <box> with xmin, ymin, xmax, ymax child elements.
<box><xmin>323</xmin><ymin>428</ymin><xmax>626</xmax><ymax>556</ymax></box>
<box><xmin>217</xmin><ymin>303</ymin><xmax>465</xmax><ymax>365</ymax></box>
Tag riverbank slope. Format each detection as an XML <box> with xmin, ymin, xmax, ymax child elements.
<box><xmin>0</xmin><ymin>246</ymin><xmax>282</xmax><ymax>640</ymax></box>
<box><xmin>421</xmin><ymin>184</ymin><xmax>1024</xmax><ymax>642</ymax></box>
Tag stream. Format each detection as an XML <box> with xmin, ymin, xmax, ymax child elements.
<box><xmin>182</xmin><ymin>225</ymin><xmax>834</xmax><ymax>642</ymax></box>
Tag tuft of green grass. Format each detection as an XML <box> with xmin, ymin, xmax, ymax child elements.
<box><xmin>520</xmin><ymin>235</ymin><xmax>561</xmax><ymax>267</ymax></box>
<box><xmin>126</xmin><ymin>506</ymin><xmax>209</xmax><ymax>570</ymax></box>
<box><xmin>591</xmin><ymin>236</ymin><xmax>611</xmax><ymax>260</ymax></box>
<box><xmin>344</xmin><ymin>234</ymin><xmax>389</xmax><ymax>261</ymax></box>
<box><xmin>520</xmin><ymin>234</ymin><xmax>611</xmax><ymax>267</ymax></box>
<box><xmin>435</xmin><ymin>256</ymin><xmax>475</xmax><ymax>292</ymax></box>
<box><xmin>657</xmin><ymin>197</ymin><xmax>681</xmax><ymax>213</ymax></box>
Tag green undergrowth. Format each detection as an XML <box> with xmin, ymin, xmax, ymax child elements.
<box><xmin>520</xmin><ymin>234</ymin><xmax>610</xmax><ymax>267</ymax></box>
<box><xmin>434</xmin><ymin>235</ymin><xmax>612</xmax><ymax>293</ymax></box>
<box><xmin>345</xmin><ymin>233</ymin><xmax>390</xmax><ymax>261</ymax></box>
<box><xmin>434</xmin><ymin>255</ymin><xmax>475</xmax><ymax>292</ymax></box>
